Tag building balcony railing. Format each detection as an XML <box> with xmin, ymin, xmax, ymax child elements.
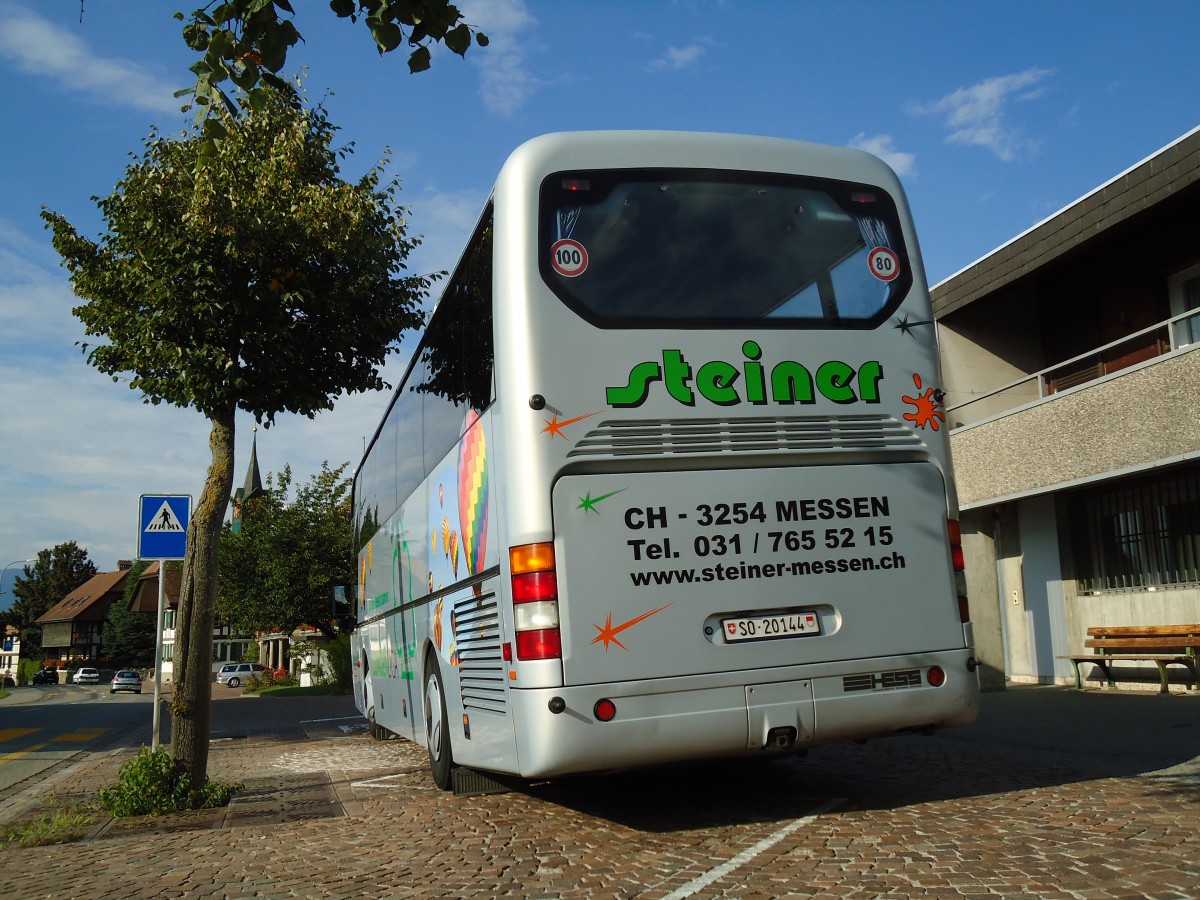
<box><xmin>947</xmin><ymin>308</ymin><xmax>1200</xmax><ymax>429</ymax></box>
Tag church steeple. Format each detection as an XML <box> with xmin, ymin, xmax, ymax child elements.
<box><xmin>231</xmin><ymin>427</ymin><xmax>264</xmax><ymax>534</ymax></box>
<box><xmin>241</xmin><ymin>428</ymin><xmax>264</xmax><ymax>503</ymax></box>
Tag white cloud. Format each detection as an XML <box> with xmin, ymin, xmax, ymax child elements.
<box><xmin>645</xmin><ymin>43</ymin><xmax>707</xmax><ymax>72</ymax></box>
<box><xmin>0</xmin><ymin>2</ymin><xmax>179</xmax><ymax>114</ymax></box>
<box><xmin>908</xmin><ymin>67</ymin><xmax>1054</xmax><ymax>161</ymax></box>
<box><xmin>460</xmin><ymin>0</ymin><xmax>541</xmax><ymax>117</ymax></box>
<box><xmin>849</xmin><ymin>133</ymin><xmax>917</xmax><ymax>178</ymax></box>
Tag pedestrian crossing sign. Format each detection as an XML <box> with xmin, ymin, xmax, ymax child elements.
<box><xmin>137</xmin><ymin>494</ymin><xmax>191</xmax><ymax>560</ymax></box>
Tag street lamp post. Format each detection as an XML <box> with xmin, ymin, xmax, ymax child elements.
<box><xmin>1</xmin><ymin>558</ymin><xmax>35</xmax><ymax>684</ymax></box>
<box><xmin>0</xmin><ymin>558</ymin><xmax>36</xmax><ymax>596</ymax></box>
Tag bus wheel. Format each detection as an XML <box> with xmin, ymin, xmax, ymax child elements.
<box><xmin>424</xmin><ymin>661</ymin><xmax>454</xmax><ymax>790</ymax></box>
<box><xmin>368</xmin><ymin>707</ymin><xmax>383</xmax><ymax>741</ymax></box>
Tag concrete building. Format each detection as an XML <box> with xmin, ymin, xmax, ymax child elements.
<box><xmin>935</xmin><ymin>125</ymin><xmax>1200</xmax><ymax>690</ymax></box>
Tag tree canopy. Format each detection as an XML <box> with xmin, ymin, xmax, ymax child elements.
<box><xmin>42</xmin><ymin>81</ymin><xmax>431</xmax><ymax>790</ymax></box>
<box><xmin>176</xmin><ymin>0</ymin><xmax>488</xmax><ymax>144</ymax></box>
<box><xmin>6</xmin><ymin>542</ymin><xmax>97</xmax><ymax>660</ymax></box>
<box><xmin>218</xmin><ymin>462</ymin><xmax>355</xmax><ymax>641</ymax></box>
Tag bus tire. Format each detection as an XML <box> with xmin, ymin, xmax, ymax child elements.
<box><xmin>424</xmin><ymin>659</ymin><xmax>454</xmax><ymax>790</ymax></box>
<box><xmin>368</xmin><ymin>707</ymin><xmax>384</xmax><ymax>741</ymax></box>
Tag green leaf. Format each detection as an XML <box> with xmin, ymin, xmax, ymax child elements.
<box><xmin>407</xmin><ymin>45</ymin><xmax>431</xmax><ymax>73</ymax></box>
<box><xmin>371</xmin><ymin>21</ymin><xmax>403</xmax><ymax>53</ymax></box>
<box><xmin>182</xmin><ymin>23</ymin><xmax>211</xmax><ymax>51</ymax></box>
<box><xmin>444</xmin><ymin>22</ymin><xmax>470</xmax><ymax>56</ymax></box>
<box><xmin>329</xmin><ymin>0</ymin><xmax>355</xmax><ymax>16</ymax></box>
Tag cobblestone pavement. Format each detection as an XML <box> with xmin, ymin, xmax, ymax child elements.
<box><xmin>1</xmin><ymin>687</ymin><xmax>1197</xmax><ymax>898</ymax></box>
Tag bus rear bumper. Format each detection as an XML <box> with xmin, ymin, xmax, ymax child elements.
<box><xmin>507</xmin><ymin>649</ymin><xmax>980</xmax><ymax>779</ymax></box>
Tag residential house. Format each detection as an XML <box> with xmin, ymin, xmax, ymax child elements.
<box><xmin>36</xmin><ymin>563</ymin><xmax>133</xmax><ymax>663</ymax></box>
<box><xmin>127</xmin><ymin>561</ymin><xmax>254</xmax><ymax>681</ymax></box>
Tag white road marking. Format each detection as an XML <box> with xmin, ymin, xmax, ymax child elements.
<box><xmin>660</xmin><ymin>797</ymin><xmax>845</xmax><ymax>900</ymax></box>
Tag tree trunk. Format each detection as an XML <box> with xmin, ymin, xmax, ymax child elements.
<box><xmin>171</xmin><ymin>405</ymin><xmax>235</xmax><ymax>795</ymax></box>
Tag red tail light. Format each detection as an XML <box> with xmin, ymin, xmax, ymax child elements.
<box><xmin>510</xmin><ymin>542</ymin><xmax>561</xmax><ymax>660</ymax></box>
<box><xmin>948</xmin><ymin>519</ymin><xmax>969</xmax><ymax>623</ymax></box>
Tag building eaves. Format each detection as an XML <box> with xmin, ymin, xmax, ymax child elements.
<box><xmin>931</xmin><ymin>124</ymin><xmax>1200</xmax><ymax>317</ymax></box>
<box><xmin>36</xmin><ymin>569</ymin><xmax>130</xmax><ymax>624</ymax></box>
<box><xmin>127</xmin><ymin>561</ymin><xmax>182</xmax><ymax>614</ymax></box>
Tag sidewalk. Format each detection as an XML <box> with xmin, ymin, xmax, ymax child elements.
<box><xmin>0</xmin><ymin>690</ymin><xmax>369</xmax><ymax>838</ymax></box>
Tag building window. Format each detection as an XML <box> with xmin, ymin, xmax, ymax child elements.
<box><xmin>1070</xmin><ymin>468</ymin><xmax>1200</xmax><ymax>591</ymax></box>
<box><xmin>1168</xmin><ymin>262</ymin><xmax>1200</xmax><ymax>347</ymax></box>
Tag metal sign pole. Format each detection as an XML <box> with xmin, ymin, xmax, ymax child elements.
<box><xmin>152</xmin><ymin>560</ymin><xmax>166</xmax><ymax>750</ymax></box>
<box><xmin>137</xmin><ymin>494</ymin><xmax>190</xmax><ymax>752</ymax></box>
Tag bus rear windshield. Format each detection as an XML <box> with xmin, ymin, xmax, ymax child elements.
<box><xmin>540</xmin><ymin>169</ymin><xmax>912</xmax><ymax>329</ymax></box>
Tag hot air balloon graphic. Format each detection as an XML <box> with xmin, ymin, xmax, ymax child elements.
<box><xmin>441</xmin><ymin>516</ymin><xmax>451</xmax><ymax>556</ymax></box>
<box><xmin>433</xmin><ymin>596</ymin><xmax>444</xmax><ymax>650</ymax></box>
<box><xmin>458</xmin><ymin>411</ymin><xmax>489</xmax><ymax>575</ymax></box>
<box><xmin>450</xmin><ymin>531</ymin><xmax>460</xmax><ymax>577</ymax></box>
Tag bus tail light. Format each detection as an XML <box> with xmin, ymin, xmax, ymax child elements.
<box><xmin>510</xmin><ymin>542</ymin><xmax>562</xmax><ymax>661</ymax></box>
<box><xmin>948</xmin><ymin>519</ymin><xmax>969</xmax><ymax>622</ymax></box>
<box><xmin>593</xmin><ymin>698</ymin><xmax>616</xmax><ymax>722</ymax></box>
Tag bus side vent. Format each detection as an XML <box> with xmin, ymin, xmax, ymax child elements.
<box><xmin>567</xmin><ymin>415</ymin><xmax>924</xmax><ymax>459</ymax></box>
<box><xmin>454</xmin><ymin>587</ymin><xmax>509</xmax><ymax>715</ymax></box>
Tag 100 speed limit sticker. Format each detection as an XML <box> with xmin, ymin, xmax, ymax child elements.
<box><xmin>550</xmin><ymin>239</ymin><xmax>588</xmax><ymax>277</ymax></box>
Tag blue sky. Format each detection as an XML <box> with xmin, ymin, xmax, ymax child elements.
<box><xmin>1</xmin><ymin>0</ymin><xmax>1198</xmax><ymax>594</ymax></box>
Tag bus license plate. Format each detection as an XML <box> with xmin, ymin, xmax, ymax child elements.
<box><xmin>723</xmin><ymin>611</ymin><xmax>819</xmax><ymax>643</ymax></box>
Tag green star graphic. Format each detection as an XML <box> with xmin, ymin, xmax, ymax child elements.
<box><xmin>578</xmin><ymin>487</ymin><xmax>626</xmax><ymax>514</ymax></box>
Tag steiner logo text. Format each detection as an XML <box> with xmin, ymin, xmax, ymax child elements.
<box><xmin>605</xmin><ymin>341</ymin><xmax>884</xmax><ymax>409</ymax></box>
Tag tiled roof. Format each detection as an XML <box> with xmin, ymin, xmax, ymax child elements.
<box><xmin>36</xmin><ymin>569</ymin><xmax>130</xmax><ymax>624</ymax></box>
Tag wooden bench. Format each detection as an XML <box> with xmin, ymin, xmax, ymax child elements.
<box><xmin>1063</xmin><ymin>625</ymin><xmax>1200</xmax><ymax>693</ymax></box>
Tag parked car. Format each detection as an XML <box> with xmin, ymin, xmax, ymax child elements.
<box><xmin>73</xmin><ymin>667</ymin><xmax>100</xmax><ymax>684</ymax></box>
<box><xmin>32</xmin><ymin>667</ymin><xmax>58</xmax><ymax>685</ymax></box>
<box><xmin>216</xmin><ymin>662</ymin><xmax>265</xmax><ymax>687</ymax></box>
<box><xmin>110</xmin><ymin>670</ymin><xmax>142</xmax><ymax>694</ymax></box>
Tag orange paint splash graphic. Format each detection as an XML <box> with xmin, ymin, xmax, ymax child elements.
<box><xmin>902</xmin><ymin>373</ymin><xmax>946</xmax><ymax>431</ymax></box>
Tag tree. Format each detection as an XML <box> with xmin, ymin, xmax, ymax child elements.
<box><xmin>102</xmin><ymin>560</ymin><xmax>160</xmax><ymax>668</ymax></box>
<box><xmin>218</xmin><ymin>462</ymin><xmax>355</xmax><ymax>641</ymax></box>
<box><xmin>43</xmin><ymin>82</ymin><xmax>430</xmax><ymax>795</ymax></box>
<box><xmin>9</xmin><ymin>542</ymin><xmax>97</xmax><ymax>661</ymax></box>
<box><xmin>175</xmin><ymin>1</ymin><xmax>488</xmax><ymax>145</ymax></box>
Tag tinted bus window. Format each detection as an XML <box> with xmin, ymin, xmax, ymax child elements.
<box><xmin>540</xmin><ymin>171</ymin><xmax>911</xmax><ymax>329</ymax></box>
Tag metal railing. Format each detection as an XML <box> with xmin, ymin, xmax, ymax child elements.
<box><xmin>947</xmin><ymin>308</ymin><xmax>1200</xmax><ymax>429</ymax></box>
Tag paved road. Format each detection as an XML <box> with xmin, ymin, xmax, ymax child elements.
<box><xmin>0</xmin><ymin>683</ymin><xmax>150</xmax><ymax>796</ymax></box>
<box><xmin>0</xmin><ymin>685</ymin><xmax>1197</xmax><ymax>898</ymax></box>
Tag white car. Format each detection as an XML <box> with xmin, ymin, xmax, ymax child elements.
<box><xmin>73</xmin><ymin>667</ymin><xmax>100</xmax><ymax>684</ymax></box>
<box><xmin>110</xmin><ymin>670</ymin><xmax>143</xmax><ymax>694</ymax></box>
<box><xmin>216</xmin><ymin>662</ymin><xmax>265</xmax><ymax>687</ymax></box>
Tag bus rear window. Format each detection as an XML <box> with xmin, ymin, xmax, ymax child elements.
<box><xmin>539</xmin><ymin>169</ymin><xmax>912</xmax><ymax>329</ymax></box>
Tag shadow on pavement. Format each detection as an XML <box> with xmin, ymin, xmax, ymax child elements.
<box><xmin>513</xmin><ymin>685</ymin><xmax>1200</xmax><ymax>832</ymax></box>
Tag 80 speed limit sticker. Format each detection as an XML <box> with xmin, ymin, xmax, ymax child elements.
<box><xmin>868</xmin><ymin>246</ymin><xmax>900</xmax><ymax>282</ymax></box>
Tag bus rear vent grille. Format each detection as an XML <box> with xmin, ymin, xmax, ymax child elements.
<box><xmin>567</xmin><ymin>415</ymin><xmax>923</xmax><ymax>459</ymax></box>
<box><xmin>453</xmin><ymin>587</ymin><xmax>508</xmax><ymax>716</ymax></box>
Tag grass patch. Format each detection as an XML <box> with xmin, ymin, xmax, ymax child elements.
<box><xmin>257</xmin><ymin>684</ymin><xmax>339</xmax><ymax>698</ymax></box>
<box><xmin>1</xmin><ymin>802</ymin><xmax>102</xmax><ymax>849</ymax></box>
